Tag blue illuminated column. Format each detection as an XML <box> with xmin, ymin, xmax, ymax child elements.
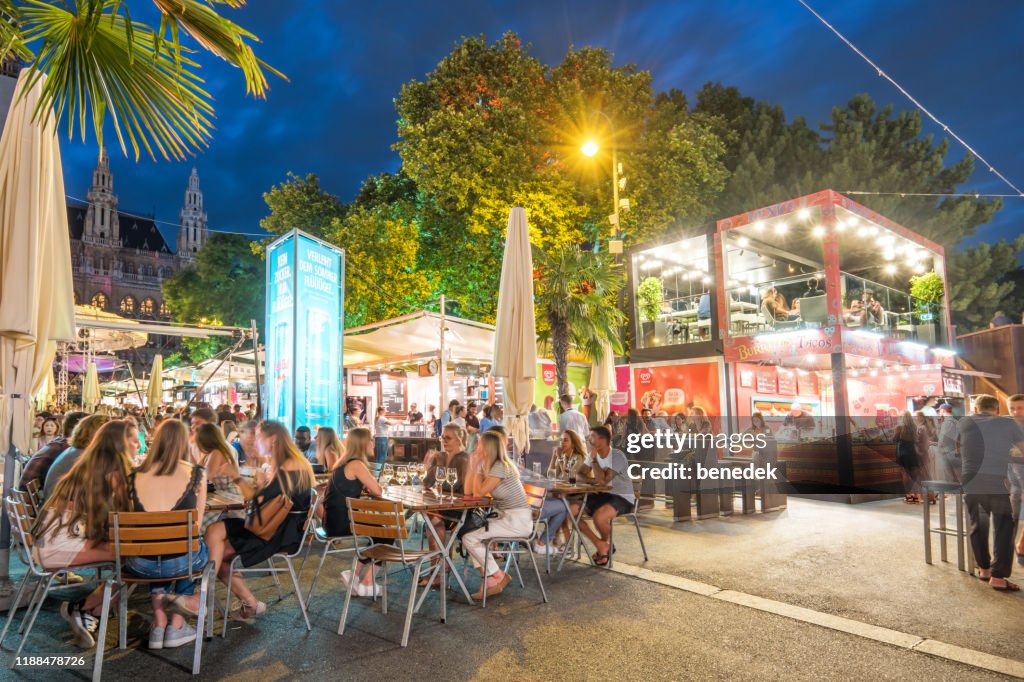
<box><xmin>265</xmin><ymin>230</ymin><xmax>345</xmax><ymax>432</ymax></box>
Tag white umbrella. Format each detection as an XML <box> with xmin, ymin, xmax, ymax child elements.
<box><xmin>146</xmin><ymin>354</ymin><xmax>164</xmax><ymax>415</ymax></box>
<box><xmin>492</xmin><ymin>207</ymin><xmax>537</xmax><ymax>455</ymax></box>
<box><xmin>590</xmin><ymin>341</ymin><xmax>616</xmax><ymax>424</ymax></box>
<box><xmin>0</xmin><ymin>71</ymin><xmax>76</xmax><ymax>591</ymax></box>
<box><xmin>81</xmin><ymin>362</ymin><xmax>100</xmax><ymax>411</ymax></box>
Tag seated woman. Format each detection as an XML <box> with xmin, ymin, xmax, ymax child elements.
<box><xmin>33</xmin><ymin>421</ymin><xmax>135</xmax><ymax>649</ymax></box>
<box><xmin>533</xmin><ymin>430</ymin><xmax>588</xmax><ymax>555</ymax></box>
<box><xmin>760</xmin><ymin>287</ymin><xmax>796</xmax><ymax>322</ymax></box>
<box><xmin>315</xmin><ymin>427</ymin><xmax>343</xmax><ymax>471</ymax></box>
<box><xmin>322</xmin><ymin>427</ymin><xmax>385</xmax><ymax>597</ymax></box>
<box><xmin>463</xmin><ymin>431</ymin><xmax>532</xmax><ymax>600</ymax></box>
<box><xmin>129</xmin><ymin>420</ymin><xmax>208</xmax><ymax>649</ymax></box>
<box><xmin>167</xmin><ymin>421</ymin><xmax>314</xmax><ymax>621</ymax></box>
<box><xmin>194</xmin><ymin>423</ymin><xmax>243</xmax><ymax>533</ymax></box>
<box><xmin>419</xmin><ymin>423</ymin><xmax>470</xmax><ymax>587</ymax></box>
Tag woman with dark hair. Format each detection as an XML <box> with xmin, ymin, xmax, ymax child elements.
<box><xmin>168</xmin><ymin>421</ymin><xmax>314</xmax><ymax>621</ymax></box>
<box><xmin>896</xmin><ymin>411</ymin><xmax>922</xmax><ymax>503</ymax></box>
<box><xmin>33</xmin><ymin>421</ymin><xmax>135</xmax><ymax>648</ymax></box>
<box><xmin>37</xmin><ymin>416</ymin><xmax>61</xmax><ymax>448</ymax></box>
<box><xmin>129</xmin><ymin>419</ymin><xmax>208</xmax><ymax>649</ymax></box>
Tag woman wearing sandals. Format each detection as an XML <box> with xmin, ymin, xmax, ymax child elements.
<box><xmin>462</xmin><ymin>430</ymin><xmax>532</xmax><ymax>600</ymax></box>
<box><xmin>167</xmin><ymin>421</ymin><xmax>315</xmax><ymax>620</ymax></box>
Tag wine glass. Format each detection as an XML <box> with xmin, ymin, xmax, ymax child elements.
<box><xmin>446</xmin><ymin>468</ymin><xmax>458</xmax><ymax>499</ymax></box>
<box><xmin>382</xmin><ymin>463</ymin><xmax>394</xmax><ymax>485</ymax></box>
<box><xmin>396</xmin><ymin>465</ymin><xmax>409</xmax><ymax>486</ymax></box>
<box><xmin>416</xmin><ymin>462</ymin><xmax>428</xmax><ymax>486</ymax></box>
<box><xmin>434</xmin><ymin>467</ymin><xmax>446</xmax><ymax>497</ymax></box>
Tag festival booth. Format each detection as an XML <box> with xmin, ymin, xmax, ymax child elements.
<box><xmin>625</xmin><ymin>190</ymin><xmax>963</xmax><ymax>500</ymax></box>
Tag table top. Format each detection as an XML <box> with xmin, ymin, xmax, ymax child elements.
<box><xmin>377</xmin><ymin>485</ymin><xmax>494</xmax><ymax>513</ymax></box>
<box><xmin>206</xmin><ymin>490</ymin><xmax>245</xmax><ymax>512</ymax></box>
<box><xmin>548</xmin><ymin>481</ymin><xmax>611</xmax><ymax>496</ymax></box>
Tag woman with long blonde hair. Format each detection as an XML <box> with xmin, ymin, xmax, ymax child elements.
<box><xmin>462</xmin><ymin>430</ymin><xmax>531</xmax><ymax>600</ymax></box>
<box><xmin>322</xmin><ymin>427</ymin><xmax>385</xmax><ymax>596</ymax></box>
<box><xmin>168</xmin><ymin>421</ymin><xmax>314</xmax><ymax>621</ymax></box>
<box><xmin>315</xmin><ymin>427</ymin><xmax>343</xmax><ymax>470</ymax></box>
<box><xmin>34</xmin><ymin>421</ymin><xmax>135</xmax><ymax>648</ymax></box>
<box><xmin>194</xmin><ymin>422</ymin><xmax>243</xmax><ymax>532</ymax></box>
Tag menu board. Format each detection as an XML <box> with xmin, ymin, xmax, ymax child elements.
<box><xmin>756</xmin><ymin>370</ymin><xmax>777</xmax><ymax>394</ymax></box>
<box><xmin>379</xmin><ymin>376</ymin><xmax>406</xmax><ymax>415</ymax></box>
<box><xmin>776</xmin><ymin>368</ymin><xmax>797</xmax><ymax>396</ymax></box>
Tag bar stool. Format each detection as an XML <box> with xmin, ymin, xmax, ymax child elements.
<box><xmin>920</xmin><ymin>480</ymin><xmax>966</xmax><ymax>571</ymax></box>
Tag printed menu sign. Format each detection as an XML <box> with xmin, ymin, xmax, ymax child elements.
<box><xmin>776</xmin><ymin>368</ymin><xmax>796</xmax><ymax>396</ymax></box>
<box><xmin>380</xmin><ymin>376</ymin><xmax>406</xmax><ymax>415</ymax></box>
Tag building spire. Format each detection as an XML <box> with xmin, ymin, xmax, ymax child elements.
<box><xmin>177</xmin><ymin>165</ymin><xmax>208</xmax><ymax>259</ymax></box>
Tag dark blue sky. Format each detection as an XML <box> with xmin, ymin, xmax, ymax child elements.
<box><xmin>61</xmin><ymin>0</ymin><xmax>1024</xmax><ymax>251</ymax></box>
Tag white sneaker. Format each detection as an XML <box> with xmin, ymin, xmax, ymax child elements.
<box><xmin>148</xmin><ymin>626</ymin><xmax>165</xmax><ymax>650</ymax></box>
<box><xmin>340</xmin><ymin>569</ymin><xmax>353</xmax><ymax>587</ymax></box>
<box><xmin>353</xmin><ymin>581</ymin><xmax>381</xmax><ymax>598</ymax></box>
<box><xmin>163</xmin><ymin>622</ymin><xmax>197</xmax><ymax>648</ymax></box>
<box><xmin>532</xmin><ymin>541</ymin><xmax>562</xmax><ymax>555</ymax></box>
<box><xmin>60</xmin><ymin>601</ymin><xmax>99</xmax><ymax>649</ymax></box>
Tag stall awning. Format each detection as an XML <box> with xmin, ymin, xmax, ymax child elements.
<box><xmin>344</xmin><ymin>311</ymin><xmax>496</xmax><ymax>367</ymax></box>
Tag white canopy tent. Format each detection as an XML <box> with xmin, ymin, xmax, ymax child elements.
<box><xmin>343</xmin><ymin>311</ymin><xmax>496</xmax><ymax>367</ymax></box>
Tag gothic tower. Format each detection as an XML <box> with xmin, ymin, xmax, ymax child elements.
<box><xmin>177</xmin><ymin>166</ymin><xmax>208</xmax><ymax>259</ymax></box>
<box><xmin>83</xmin><ymin>150</ymin><xmax>119</xmax><ymax>245</ymax></box>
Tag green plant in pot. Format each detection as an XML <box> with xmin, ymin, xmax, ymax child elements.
<box><xmin>909</xmin><ymin>271</ymin><xmax>943</xmax><ymax>344</ymax></box>
<box><xmin>637</xmin><ymin>276</ymin><xmax>663</xmax><ymax>345</ymax></box>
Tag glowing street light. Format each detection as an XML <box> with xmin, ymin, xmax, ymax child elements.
<box><xmin>581</xmin><ymin>140</ymin><xmax>599</xmax><ymax>157</ymax></box>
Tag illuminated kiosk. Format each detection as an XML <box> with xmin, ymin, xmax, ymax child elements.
<box><xmin>265</xmin><ymin>229</ymin><xmax>345</xmax><ymax>433</ymax></box>
<box><xmin>625</xmin><ymin>190</ymin><xmax>965</xmax><ymax>501</ymax></box>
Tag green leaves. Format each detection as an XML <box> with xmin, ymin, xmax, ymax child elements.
<box><xmin>11</xmin><ymin>0</ymin><xmax>282</xmax><ymax>161</ymax></box>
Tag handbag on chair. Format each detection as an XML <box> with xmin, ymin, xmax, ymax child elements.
<box><xmin>244</xmin><ymin>491</ymin><xmax>293</xmax><ymax>541</ymax></box>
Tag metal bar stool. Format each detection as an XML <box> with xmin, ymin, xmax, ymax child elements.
<box><xmin>920</xmin><ymin>480</ymin><xmax>965</xmax><ymax>571</ymax></box>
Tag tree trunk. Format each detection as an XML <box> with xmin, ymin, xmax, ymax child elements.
<box><xmin>550</xmin><ymin>313</ymin><xmax>571</xmax><ymax>400</ymax></box>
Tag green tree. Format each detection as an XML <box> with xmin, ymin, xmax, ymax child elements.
<box><xmin>7</xmin><ymin>0</ymin><xmax>282</xmax><ymax>161</ymax></box>
<box><xmin>162</xmin><ymin>233</ymin><xmax>263</xmax><ymax>363</ymax></box>
<box><xmin>260</xmin><ymin>172</ymin><xmax>344</xmax><ymax>240</ymax></box>
<box><xmin>946</xmin><ymin>236</ymin><xmax>1024</xmax><ymax>331</ymax></box>
<box><xmin>534</xmin><ymin>245</ymin><xmax>625</xmax><ymax>398</ymax></box>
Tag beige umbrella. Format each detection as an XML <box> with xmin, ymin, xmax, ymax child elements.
<box><xmin>34</xmin><ymin>366</ymin><xmax>56</xmax><ymax>411</ymax></box>
<box><xmin>589</xmin><ymin>341</ymin><xmax>616</xmax><ymax>424</ymax></box>
<box><xmin>146</xmin><ymin>354</ymin><xmax>164</xmax><ymax>415</ymax></box>
<box><xmin>81</xmin><ymin>362</ymin><xmax>101</xmax><ymax>411</ymax></box>
<box><xmin>492</xmin><ymin>207</ymin><xmax>537</xmax><ymax>455</ymax></box>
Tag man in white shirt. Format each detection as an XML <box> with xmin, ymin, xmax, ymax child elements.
<box><xmin>558</xmin><ymin>394</ymin><xmax>590</xmax><ymax>439</ymax></box>
<box><xmin>570</xmin><ymin>426</ymin><xmax>635</xmax><ymax>566</ymax></box>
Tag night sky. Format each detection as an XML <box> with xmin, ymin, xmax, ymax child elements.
<box><xmin>60</xmin><ymin>0</ymin><xmax>1024</xmax><ymax>251</ymax></box>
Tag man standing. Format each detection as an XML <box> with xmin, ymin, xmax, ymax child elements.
<box><xmin>558</xmin><ymin>394</ymin><xmax>590</xmax><ymax>439</ymax></box>
<box><xmin>1006</xmin><ymin>394</ymin><xmax>1024</xmax><ymax>566</ymax></box>
<box><xmin>439</xmin><ymin>399</ymin><xmax>459</xmax><ymax>432</ymax></box>
<box><xmin>936</xmin><ymin>403</ymin><xmax>960</xmax><ymax>482</ymax></box>
<box><xmin>571</xmin><ymin>426</ymin><xmax>635</xmax><ymax>566</ymax></box>
<box><xmin>294</xmin><ymin>426</ymin><xmax>316</xmax><ymax>464</ymax></box>
<box><xmin>407</xmin><ymin>403</ymin><xmax>423</xmax><ymax>425</ymax></box>
<box><xmin>959</xmin><ymin>394</ymin><xmax>1024</xmax><ymax>591</ymax></box>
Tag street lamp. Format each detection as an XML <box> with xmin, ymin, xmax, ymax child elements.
<box><xmin>580</xmin><ymin>111</ymin><xmax>624</xmax><ymax>252</ymax></box>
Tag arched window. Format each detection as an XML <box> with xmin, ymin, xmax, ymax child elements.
<box><xmin>139</xmin><ymin>298</ymin><xmax>155</xmax><ymax>316</ymax></box>
<box><xmin>159</xmin><ymin>301</ymin><xmax>171</xmax><ymax>318</ymax></box>
<box><xmin>91</xmin><ymin>292</ymin><xmax>107</xmax><ymax>310</ymax></box>
<box><xmin>119</xmin><ymin>295</ymin><xmax>136</xmax><ymax>314</ymax></box>
<box><xmin>123</xmin><ymin>262</ymin><xmax>135</xmax><ymax>275</ymax></box>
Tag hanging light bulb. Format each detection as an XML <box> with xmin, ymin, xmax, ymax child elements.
<box><xmin>754</xmin><ymin>220</ymin><xmax>765</xmax><ymax>232</ymax></box>
<box><xmin>774</xmin><ymin>221</ymin><xmax>788</xmax><ymax>235</ymax></box>
<box><xmin>738</xmin><ymin>236</ymin><xmax>750</xmax><ymax>248</ymax></box>
<box><xmin>913</xmin><ymin>263</ymin><xmax>925</xmax><ymax>274</ymax></box>
<box><xmin>884</xmin><ymin>264</ymin><xmax>896</xmax><ymax>275</ymax></box>
<box><xmin>797</xmin><ymin>208</ymin><xmax>810</xmax><ymax>220</ymax></box>
<box><xmin>812</xmin><ymin>225</ymin><xmax>826</xmax><ymax>238</ymax></box>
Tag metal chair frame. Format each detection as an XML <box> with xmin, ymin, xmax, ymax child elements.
<box><xmin>220</xmin><ymin>487</ymin><xmax>319</xmax><ymax>637</ymax></box>
<box><xmin>1</xmin><ymin>496</ymin><xmax>115</xmax><ymax>681</ymax></box>
<box><xmin>108</xmin><ymin>509</ymin><xmax>216</xmax><ymax>675</ymax></box>
<box><xmin>607</xmin><ymin>479</ymin><xmax>649</xmax><ymax>569</ymax></box>
<box><xmin>337</xmin><ymin>497</ymin><xmax>443</xmax><ymax>648</ymax></box>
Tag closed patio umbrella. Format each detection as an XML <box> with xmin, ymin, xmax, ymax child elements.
<box><xmin>146</xmin><ymin>354</ymin><xmax>164</xmax><ymax>415</ymax></box>
<box><xmin>0</xmin><ymin>71</ymin><xmax>76</xmax><ymax>593</ymax></box>
<box><xmin>590</xmin><ymin>341</ymin><xmax>616</xmax><ymax>424</ymax></box>
<box><xmin>34</xmin><ymin>366</ymin><xmax>56</xmax><ymax>411</ymax></box>
<box><xmin>492</xmin><ymin>207</ymin><xmax>537</xmax><ymax>456</ymax></box>
<box><xmin>81</xmin><ymin>362</ymin><xmax>101</xmax><ymax>411</ymax></box>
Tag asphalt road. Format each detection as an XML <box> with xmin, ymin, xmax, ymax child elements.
<box><xmin>3</xmin><ymin>558</ymin><xmax>1011</xmax><ymax>681</ymax></box>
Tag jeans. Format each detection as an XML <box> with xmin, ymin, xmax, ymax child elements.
<box><xmin>125</xmin><ymin>539</ymin><xmax>209</xmax><ymax>595</ymax></box>
<box><xmin>538</xmin><ymin>498</ymin><xmax>567</xmax><ymax>544</ymax></box>
<box><xmin>374</xmin><ymin>437</ymin><xmax>389</xmax><ymax>465</ymax></box>
<box><xmin>965</xmin><ymin>493</ymin><xmax>1014</xmax><ymax>579</ymax></box>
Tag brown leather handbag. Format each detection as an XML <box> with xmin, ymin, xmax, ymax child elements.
<box><xmin>244</xmin><ymin>491</ymin><xmax>293</xmax><ymax>541</ymax></box>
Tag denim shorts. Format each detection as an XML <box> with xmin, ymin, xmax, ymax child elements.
<box><xmin>125</xmin><ymin>539</ymin><xmax>209</xmax><ymax>595</ymax></box>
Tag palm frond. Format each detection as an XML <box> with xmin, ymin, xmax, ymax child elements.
<box><xmin>1</xmin><ymin>0</ymin><xmax>33</xmax><ymax>61</ymax></box>
<box><xmin>20</xmin><ymin>0</ymin><xmax>214</xmax><ymax>160</ymax></box>
<box><xmin>150</xmin><ymin>0</ymin><xmax>286</xmax><ymax>98</ymax></box>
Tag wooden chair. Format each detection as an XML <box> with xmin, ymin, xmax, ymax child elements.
<box><xmin>108</xmin><ymin>510</ymin><xmax>215</xmax><ymax>675</ymax></box>
<box><xmin>299</xmin><ymin>482</ymin><xmax>371</xmax><ymax>608</ymax></box>
<box><xmin>221</xmin><ymin>488</ymin><xmax>319</xmax><ymax>637</ymax></box>
<box><xmin>476</xmin><ymin>482</ymin><xmax>549</xmax><ymax>608</ymax></box>
<box><xmin>337</xmin><ymin>498</ymin><xmax>443</xmax><ymax>647</ymax></box>
<box><xmin>22</xmin><ymin>478</ymin><xmax>42</xmax><ymax>515</ymax></box>
<box><xmin>607</xmin><ymin>479</ymin><xmax>649</xmax><ymax>569</ymax></box>
<box><xmin>1</xmin><ymin>497</ymin><xmax>116</xmax><ymax>681</ymax></box>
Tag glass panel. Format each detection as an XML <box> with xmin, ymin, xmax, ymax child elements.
<box><xmin>839</xmin><ymin>271</ymin><xmax>945</xmax><ymax>345</ymax></box>
<box><xmin>632</xmin><ymin>235</ymin><xmax>711</xmax><ymax>348</ymax></box>
<box><xmin>724</xmin><ymin>272</ymin><xmax>827</xmax><ymax>335</ymax></box>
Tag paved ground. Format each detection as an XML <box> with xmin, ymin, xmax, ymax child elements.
<box><xmin>1</xmin><ymin>495</ymin><xmax>1021</xmax><ymax>680</ymax></box>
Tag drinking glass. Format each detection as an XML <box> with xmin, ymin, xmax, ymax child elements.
<box><xmin>446</xmin><ymin>468</ymin><xmax>458</xmax><ymax>499</ymax></box>
<box><xmin>416</xmin><ymin>462</ymin><xmax>428</xmax><ymax>485</ymax></box>
<box><xmin>434</xmin><ymin>467</ymin><xmax>446</xmax><ymax>497</ymax></box>
<box><xmin>547</xmin><ymin>468</ymin><xmax>558</xmax><ymax>481</ymax></box>
<box><xmin>532</xmin><ymin>462</ymin><xmax>542</xmax><ymax>477</ymax></box>
<box><xmin>396</xmin><ymin>465</ymin><xmax>409</xmax><ymax>486</ymax></box>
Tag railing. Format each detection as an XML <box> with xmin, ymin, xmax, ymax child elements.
<box><xmin>636</xmin><ymin>291</ymin><xmax>712</xmax><ymax>348</ymax></box>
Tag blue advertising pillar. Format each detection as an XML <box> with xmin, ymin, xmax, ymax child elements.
<box><xmin>265</xmin><ymin>230</ymin><xmax>345</xmax><ymax>432</ymax></box>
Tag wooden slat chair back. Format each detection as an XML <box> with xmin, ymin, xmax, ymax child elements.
<box><xmin>109</xmin><ymin>510</ymin><xmax>201</xmax><ymax>565</ymax></box>
<box><xmin>523</xmin><ymin>483</ymin><xmax>547</xmax><ymax>521</ymax></box>
<box><xmin>23</xmin><ymin>478</ymin><xmax>42</xmax><ymax>514</ymax></box>
<box><xmin>474</xmin><ymin>483</ymin><xmax>549</xmax><ymax>608</ymax></box>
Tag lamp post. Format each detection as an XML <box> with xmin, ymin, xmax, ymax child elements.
<box><xmin>581</xmin><ymin>110</ymin><xmax>624</xmax><ymax>252</ymax></box>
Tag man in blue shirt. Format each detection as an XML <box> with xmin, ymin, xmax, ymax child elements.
<box><xmin>697</xmin><ymin>292</ymin><xmax>711</xmax><ymax>320</ymax></box>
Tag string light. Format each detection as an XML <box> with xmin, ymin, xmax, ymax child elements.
<box><xmin>774</xmin><ymin>222</ymin><xmax>788</xmax><ymax>235</ymax></box>
<box><xmin>812</xmin><ymin>225</ymin><xmax>826</xmax><ymax>238</ymax></box>
<box><xmin>798</xmin><ymin>0</ymin><xmax>1024</xmax><ymax>198</ymax></box>
<box><xmin>797</xmin><ymin>208</ymin><xmax>811</xmax><ymax>220</ymax></box>
<box><xmin>754</xmin><ymin>221</ymin><xmax>765</xmax><ymax>231</ymax></box>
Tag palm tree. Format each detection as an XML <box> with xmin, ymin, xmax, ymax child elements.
<box><xmin>3</xmin><ymin>0</ymin><xmax>283</xmax><ymax>161</ymax></box>
<box><xmin>535</xmin><ymin>244</ymin><xmax>625</xmax><ymax>398</ymax></box>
